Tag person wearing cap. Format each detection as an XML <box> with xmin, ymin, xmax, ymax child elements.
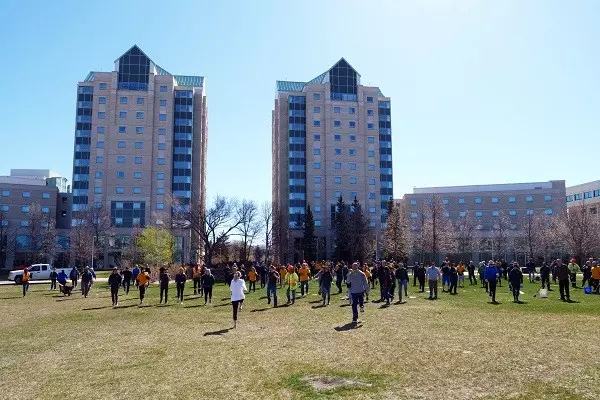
<box><xmin>347</xmin><ymin>262</ymin><xmax>369</xmax><ymax>324</ymax></box>
<box><xmin>201</xmin><ymin>268</ymin><xmax>215</xmax><ymax>304</ymax></box>
<box><xmin>21</xmin><ymin>267</ymin><xmax>31</xmax><ymax>297</ymax></box>
<box><xmin>230</xmin><ymin>271</ymin><xmax>247</xmax><ymax>328</ymax></box>
<box><xmin>567</xmin><ymin>258</ymin><xmax>580</xmax><ymax>288</ymax></box>
<box><xmin>266</xmin><ymin>266</ymin><xmax>280</xmax><ymax>307</ymax></box>
<box><xmin>298</xmin><ymin>262</ymin><xmax>311</xmax><ymax>297</ymax></box>
<box><xmin>485</xmin><ymin>260</ymin><xmax>500</xmax><ymax>303</ymax></box>
<box><xmin>175</xmin><ymin>267</ymin><xmax>187</xmax><ymax>304</ymax></box>
<box><xmin>108</xmin><ymin>267</ymin><xmax>122</xmax><ymax>307</ymax></box>
<box><xmin>285</xmin><ymin>266</ymin><xmax>299</xmax><ymax>304</ymax></box>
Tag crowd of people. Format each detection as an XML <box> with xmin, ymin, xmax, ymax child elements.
<box><xmin>18</xmin><ymin>256</ymin><xmax>600</xmax><ymax>327</ymax></box>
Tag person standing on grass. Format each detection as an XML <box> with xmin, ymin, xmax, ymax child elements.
<box><xmin>121</xmin><ymin>266</ymin><xmax>132</xmax><ymax>295</ymax></box>
<box><xmin>551</xmin><ymin>261</ymin><xmax>558</xmax><ymax>284</ymax></box>
<box><xmin>175</xmin><ymin>267</ymin><xmax>186</xmax><ymax>305</ymax></box>
<box><xmin>21</xmin><ymin>267</ymin><xmax>30</xmax><ymax>297</ymax></box>
<box><xmin>364</xmin><ymin>263</ymin><xmax>372</xmax><ymax>291</ymax></box>
<box><xmin>49</xmin><ymin>267</ymin><xmax>57</xmax><ymax>290</ymax></box>
<box><xmin>285</xmin><ymin>266</ymin><xmax>299</xmax><ymax>305</ymax></box>
<box><xmin>192</xmin><ymin>265</ymin><xmax>202</xmax><ymax>295</ymax></box>
<box><xmin>509</xmin><ymin>263</ymin><xmax>524</xmax><ymax>303</ymax></box>
<box><xmin>259</xmin><ymin>264</ymin><xmax>267</xmax><ymax>289</ymax></box>
<box><xmin>370</xmin><ymin>263</ymin><xmax>378</xmax><ymax>290</ymax></box>
<box><xmin>581</xmin><ymin>260</ymin><xmax>592</xmax><ymax>288</ymax></box>
<box><xmin>132</xmin><ymin>265</ymin><xmax>140</xmax><ymax>288</ymax></box>
<box><xmin>412</xmin><ymin>262</ymin><xmax>419</xmax><ymax>286</ymax></box>
<box><xmin>441</xmin><ymin>261</ymin><xmax>450</xmax><ymax>292</ymax></box>
<box><xmin>266</xmin><ymin>266</ymin><xmax>279</xmax><ymax>307</ymax></box>
<box><xmin>416</xmin><ymin>263</ymin><xmax>426</xmax><ymax>293</ymax></box>
<box><xmin>478</xmin><ymin>262</ymin><xmax>487</xmax><ymax>292</ymax></box>
<box><xmin>81</xmin><ymin>266</ymin><xmax>94</xmax><ymax>298</ymax></box>
<box><xmin>525</xmin><ymin>259</ymin><xmax>536</xmax><ymax>283</ymax></box>
<box><xmin>335</xmin><ymin>263</ymin><xmax>344</xmax><ymax>294</ymax></box>
<box><xmin>395</xmin><ymin>263</ymin><xmax>409</xmax><ymax>303</ymax></box>
<box><xmin>468</xmin><ymin>261</ymin><xmax>477</xmax><ymax>285</ymax></box>
<box><xmin>230</xmin><ymin>271</ymin><xmax>247</xmax><ymax>328</ymax></box>
<box><xmin>567</xmin><ymin>258</ymin><xmax>580</xmax><ymax>288</ymax></box>
<box><xmin>448</xmin><ymin>263</ymin><xmax>458</xmax><ymax>295</ymax></box>
<box><xmin>426</xmin><ymin>263</ymin><xmax>441</xmax><ymax>300</ymax></box>
<box><xmin>378</xmin><ymin>262</ymin><xmax>391</xmax><ymax>303</ymax></box>
<box><xmin>202</xmin><ymin>268</ymin><xmax>215</xmax><ymax>305</ymax></box>
<box><xmin>69</xmin><ymin>267</ymin><xmax>79</xmax><ymax>289</ymax></box>
<box><xmin>485</xmin><ymin>261</ymin><xmax>499</xmax><ymax>303</ymax></box>
<box><xmin>319</xmin><ymin>265</ymin><xmax>333</xmax><ymax>306</ymax></box>
<box><xmin>278</xmin><ymin>265</ymin><xmax>287</xmax><ymax>288</ymax></box>
<box><xmin>347</xmin><ymin>262</ymin><xmax>369</xmax><ymax>324</ymax></box>
<box><xmin>457</xmin><ymin>262</ymin><xmax>466</xmax><ymax>288</ymax></box>
<box><xmin>298</xmin><ymin>262</ymin><xmax>311</xmax><ymax>297</ymax></box>
<box><xmin>108</xmin><ymin>267</ymin><xmax>122</xmax><ymax>308</ymax></box>
<box><xmin>136</xmin><ymin>267</ymin><xmax>150</xmax><ymax>306</ymax></box>
<box><xmin>540</xmin><ymin>261</ymin><xmax>552</xmax><ymax>291</ymax></box>
<box><xmin>247</xmin><ymin>266</ymin><xmax>258</xmax><ymax>293</ymax></box>
<box><xmin>495</xmin><ymin>261</ymin><xmax>503</xmax><ymax>287</ymax></box>
<box><xmin>556</xmin><ymin>259</ymin><xmax>571</xmax><ymax>302</ymax></box>
<box><xmin>590</xmin><ymin>261</ymin><xmax>600</xmax><ymax>294</ymax></box>
<box><xmin>159</xmin><ymin>267</ymin><xmax>170</xmax><ymax>305</ymax></box>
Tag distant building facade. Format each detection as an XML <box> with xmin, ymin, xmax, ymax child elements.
<box><xmin>566</xmin><ymin>180</ymin><xmax>600</xmax><ymax>217</ymax></box>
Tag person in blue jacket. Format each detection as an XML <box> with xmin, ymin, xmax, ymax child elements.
<box><xmin>484</xmin><ymin>260</ymin><xmax>500</xmax><ymax>303</ymax></box>
<box><xmin>57</xmin><ymin>270</ymin><xmax>68</xmax><ymax>286</ymax></box>
<box><xmin>132</xmin><ymin>265</ymin><xmax>140</xmax><ymax>287</ymax></box>
<box><xmin>69</xmin><ymin>267</ymin><xmax>79</xmax><ymax>288</ymax></box>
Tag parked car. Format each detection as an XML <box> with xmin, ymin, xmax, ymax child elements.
<box><xmin>8</xmin><ymin>264</ymin><xmax>73</xmax><ymax>284</ymax></box>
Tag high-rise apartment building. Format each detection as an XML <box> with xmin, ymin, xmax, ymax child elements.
<box><xmin>272</xmin><ymin>59</ymin><xmax>393</xmax><ymax>262</ymax></box>
<box><xmin>72</xmin><ymin>45</ymin><xmax>207</xmax><ymax>266</ymax></box>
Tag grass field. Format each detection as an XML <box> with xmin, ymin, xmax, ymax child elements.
<box><xmin>0</xmin><ymin>277</ymin><xmax>599</xmax><ymax>400</ymax></box>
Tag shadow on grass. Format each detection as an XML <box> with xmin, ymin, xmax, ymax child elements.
<box><xmin>277</xmin><ymin>303</ymin><xmax>290</xmax><ymax>308</ymax></box>
<box><xmin>488</xmin><ymin>301</ymin><xmax>501</xmax><ymax>305</ymax></box>
<box><xmin>204</xmin><ymin>328</ymin><xmax>232</xmax><ymax>336</ymax></box>
<box><xmin>0</xmin><ymin>296</ymin><xmax>22</xmax><ymax>300</ymax></box>
<box><xmin>379</xmin><ymin>304</ymin><xmax>391</xmax><ymax>309</ymax></box>
<box><xmin>214</xmin><ymin>303</ymin><xmax>230</xmax><ymax>307</ymax></box>
<box><xmin>311</xmin><ymin>304</ymin><xmax>326</xmax><ymax>309</ymax></box>
<box><xmin>564</xmin><ymin>299</ymin><xmax>579</xmax><ymax>304</ymax></box>
<box><xmin>309</xmin><ymin>300</ymin><xmax>322</xmax><ymax>304</ymax></box>
<box><xmin>339</xmin><ymin>304</ymin><xmax>351</xmax><ymax>308</ymax></box>
<box><xmin>334</xmin><ymin>322</ymin><xmax>363</xmax><ymax>332</ymax></box>
<box><xmin>156</xmin><ymin>303</ymin><xmax>175</xmax><ymax>307</ymax></box>
<box><xmin>82</xmin><ymin>306</ymin><xmax>110</xmax><ymax>311</ymax></box>
<box><xmin>250</xmin><ymin>308</ymin><xmax>269</xmax><ymax>313</ymax></box>
<box><xmin>220</xmin><ymin>298</ymin><xmax>230</xmax><ymax>301</ymax></box>
<box><xmin>184</xmin><ymin>304</ymin><xmax>203</xmax><ymax>308</ymax></box>
<box><xmin>56</xmin><ymin>297</ymin><xmax>75</xmax><ymax>301</ymax></box>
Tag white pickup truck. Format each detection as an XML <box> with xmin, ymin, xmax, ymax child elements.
<box><xmin>8</xmin><ymin>264</ymin><xmax>74</xmax><ymax>284</ymax></box>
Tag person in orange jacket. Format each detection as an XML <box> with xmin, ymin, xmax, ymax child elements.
<box><xmin>192</xmin><ymin>265</ymin><xmax>202</xmax><ymax>296</ymax></box>
<box><xmin>248</xmin><ymin>267</ymin><xmax>258</xmax><ymax>292</ymax></box>
<box><xmin>22</xmin><ymin>267</ymin><xmax>31</xmax><ymax>297</ymax></box>
<box><xmin>298</xmin><ymin>262</ymin><xmax>311</xmax><ymax>297</ymax></box>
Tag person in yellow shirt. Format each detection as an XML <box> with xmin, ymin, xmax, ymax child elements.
<box><xmin>591</xmin><ymin>261</ymin><xmax>600</xmax><ymax>294</ymax></box>
<box><xmin>457</xmin><ymin>263</ymin><xmax>466</xmax><ymax>287</ymax></box>
<box><xmin>279</xmin><ymin>266</ymin><xmax>287</xmax><ymax>288</ymax></box>
<box><xmin>285</xmin><ymin>266</ymin><xmax>299</xmax><ymax>304</ymax></box>
<box><xmin>248</xmin><ymin>267</ymin><xmax>258</xmax><ymax>292</ymax></box>
<box><xmin>192</xmin><ymin>265</ymin><xmax>202</xmax><ymax>296</ymax></box>
<box><xmin>298</xmin><ymin>262</ymin><xmax>311</xmax><ymax>297</ymax></box>
<box><xmin>136</xmin><ymin>269</ymin><xmax>150</xmax><ymax>306</ymax></box>
<box><xmin>21</xmin><ymin>267</ymin><xmax>31</xmax><ymax>297</ymax></box>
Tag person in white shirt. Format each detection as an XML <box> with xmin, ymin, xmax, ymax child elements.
<box><xmin>426</xmin><ymin>263</ymin><xmax>441</xmax><ymax>300</ymax></box>
<box><xmin>230</xmin><ymin>271</ymin><xmax>247</xmax><ymax>328</ymax></box>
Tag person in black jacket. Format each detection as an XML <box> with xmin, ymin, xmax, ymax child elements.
<box><xmin>175</xmin><ymin>267</ymin><xmax>187</xmax><ymax>304</ymax></box>
<box><xmin>540</xmin><ymin>261</ymin><xmax>552</xmax><ymax>291</ymax></box>
<box><xmin>266</xmin><ymin>266</ymin><xmax>279</xmax><ymax>307</ymax></box>
<box><xmin>581</xmin><ymin>260</ymin><xmax>592</xmax><ymax>288</ymax></box>
<box><xmin>335</xmin><ymin>264</ymin><xmax>344</xmax><ymax>294</ymax></box>
<box><xmin>412</xmin><ymin>262</ymin><xmax>418</xmax><ymax>286</ymax></box>
<box><xmin>49</xmin><ymin>267</ymin><xmax>58</xmax><ymax>290</ymax></box>
<box><xmin>81</xmin><ymin>267</ymin><xmax>94</xmax><ymax>298</ymax></box>
<box><xmin>201</xmin><ymin>268</ymin><xmax>215</xmax><ymax>305</ymax></box>
<box><xmin>509</xmin><ymin>264</ymin><xmax>523</xmax><ymax>303</ymax></box>
<box><xmin>121</xmin><ymin>266</ymin><xmax>133</xmax><ymax>295</ymax></box>
<box><xmin>416</xmin><ymin>264</ymin><xmax>426</xmax><ymax>292</ymax></box>
<box><xmin>319</xmin><ymin>265</ymin><xmax>333</xmax><ymax>306</ymax></box>
<box><xmin>108</xmin><ymin>267</ymin><xmax>122</xmax><ymax>307</ymax></box>
<box><xmin>159</xmin><ymin>267</ymin><xmax>170</xmax><ymax>305</ymax></box>
<box><xmin>395</xmin><ymin>264</ymin><xmax>409</xmax><ymax>303</ymax></box>
<box><xmin>448</xmin><ymin>264</ymin><xmax>458</xmax><ymax>295</ymax></box>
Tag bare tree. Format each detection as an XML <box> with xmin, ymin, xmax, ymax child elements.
<box><xmin>557</xmin><ymin>202</ymin><xmax>600</xmax><ymax>262</ymax></box>
<box><xmin>455</xmin><ymin>211</ymin><xmax>478</xmax><ymax>262</ymax></box>
<box><xmin>490</xmin><ymin>212</ymin><xmax>512</xmax><ymax>260</ymax></box>
<box><xmin>21</xmin><ymin>204</ymin><xmax>60</xmax><ymax>264</ymax></box>
<box><xmin>383</xmin><ymin>199</ymin><xmax>410</xmax><ymax>262</ymax></box>
<box><xmin>260</xmin><ymin>201</ymin><xmax>273</xmax><ymax>263</ymax></box>
<box><xmin>272</xmin><ymin>205</ymin><xmax>291</xmax><ymax>264</ymax></box>
<box><xmin>235</xmin><ymin>200</ymin><xmax>261</xmax><ymax>263</ymax></box>
<box><xmin>521</xmin><ymin>213</ymin><xmax>558</xmax><ymax>261</ymax></box>
<box><xmin>121</xmin><ymin>227</ymin><xmax>144</xmax><ymax>267</ymax></box>
<box><xmin>419</xmin><ymin>195</ymin><xmax>455</xmax><ymax>262</ymax></box>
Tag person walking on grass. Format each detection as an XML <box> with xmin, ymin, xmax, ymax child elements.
<box><xmin>266</xmin><ymin>266</ymin><xmax>279</xmax><ymax>307</ymax></box>
<box><xmin>298</xmin><ymin>262</ymin><xmax>311</xmax><ymax>297</ymax></box>
<box><xmin>247</xmin><ymin>266</ymin><xmax>258</xmax><ymax>293</ymax></box>
<box><xmin>412</xmin><ymin>262</ymin><xmax>419</xmax><ymax>287</ymax></box>
<box><xmin>581</xmin><ymin>261</ymin><xmax>592</xmax><ymax>289</ymax></box>
<box><xmin>81</xmin><ymin>266</ymin><xmax>94</xmax><ymax>298</ymax></box>
<box><xmin>378</xmin><ymin>262</ymin><xmax>392</xmax><ymax>304</ymax></box>
<box><xmin>556</xmin><ymin>259</ymin><xmax>571</xmax><ymax>302</ymax></box>
<box><xmin>568</xmin><ymin>258</ymin><xmax>580</xmax><ymax>289</ymax></box>
<box><xmin>21</xmin><ymin>267</ymin><xmax>30</xmax><ymax>297</ymax></box>
<box><xmin>122</xmin><ymin>266</ymin><xmax>133</xmax><ymax>295</ymax></box>
<box><xmin>49</xmin><ymin>267</ymin><xmax>58</xmax><ymax>290</ymax></box>
<box><xmin>285</xmin><ymin>266</ymin><xmax>299</xmax><ymax>305</ymax></box>
<box><xmin>192</xmin><ymin>265</ymin><xmax>202</xmax><ymax>295</ymax></box>
<box><xmin>108</xmin><ymin>267</ymin><xmax>122</xmax><ymax>308</ymax></box>
<box><xmin>202</xmin><ymin>268</ymin><xmax>215</xmax><ymax>305</ymax></box>
<box><xmin>136</xmin><ymin>267</ymin><xmax>150</xmax><ymax>306</ymax></box>
<box><xmin>468</xmin><ymin>261</ymin><xmax>477</xmax><ymax>285</ymax></box>
<box><xmin>259</xmin><ymin>264</ymin><xmax>267</xmax><ymax>289</ymax></box>
<box><xmin>485</xmin><ymin>261</ymin><xmax>499</xmax><ymax>304</ymax></box>
<box><xmin>335</xmin><ymin>263</ymin><xmax>344</xmax><ymax>294</ymax></box>
<box><xmin>509</xmin><ymin>263</ymin><xmax>523</xmax><ymax>303</ymax></box>
<box><xmin>132</xmin><ymin>265</ymin><xmax>140</xmax><ymax>288</ymax></box>
<box><xmin>457</xmin><ymin>262</ymin><xmax>466</xmax><ymax>288</ymax></box>
<box><xmin>159</xmin><ymin>267</ymin><xmax>170</xmax><ymax>305</ymax></box>
<box><xmin>319</xmin><ymin>265</ymin><xmax>333</xmax><ymax>306</ymax></box>
<box><xmin>416</xmin><ymin>263</ymin><xmax>426</xmax><ymax>293</ymax></box>
<box><xmin>395</xmin><ymin>263</ymin><xmax>409</xmax><ymax>303</ymax></box>
<box><xmin>175</xmin><ymin>267</ymin><xmax>186</xmax><ymax>305</ymax></box>
<box><xmin>426</xmin><ymin>263</ymin><xmax>441</xmax><ymax>300</ymax></box>
<box><xmin>525</xmin><ymin>259</ymin><xmax>536</xmax><ymax>283</ymax></box>
<box><xmin>448</xmin><ymin>263</ymin><xmax>458</xmax><ymax>295</ymax></box>
<box><xmin>278</xmin><ymin>265</ymin><xmax>287</xmax><ymax>288</ymax></box>
<box><xmin>364</xmin><ymin>264</ymin><xmax>372</xmax><ymax>291</ymax></box>
<box><xmin>347</xmin><ymin>262</ymin><xmax>369</xmax><ymax>324</ymax></box>
<box><xmin>540</xmin><ymin>261</ymin><xmax>552</xmax><ymax>291</ymax></box>
<box><xmin>478</xmin><ymin>262</ymin><xmax>487</xmax><ymax>292</ymax></box>
<box><xmin>230</xmin><ymin>271</ymin><xmax>247</xmax><ymax>328</ymax></box>
<box><xmin>69</xmin><ymin>267</ymin><xmax>79</xmax><ymax>290</ymax></box>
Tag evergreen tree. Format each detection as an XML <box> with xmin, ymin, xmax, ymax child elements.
<box><xmin>302</xmin><ymin>204</ymin><xmax>316</xmax><ymax>262</ymax></box>
<box><xmin>333</xmin><ymin>196</ymin><xmax>351</xmax><ymax>262</ymax></box>
<box><xmin>349</xmin><ymin>197</ymin><xmax>371</xmax><ymax>263</ymax></box>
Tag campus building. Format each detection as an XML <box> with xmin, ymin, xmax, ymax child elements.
<box><xmin>566</xmin><ymin>180</ymin><xmax>600</xmax><ymax>217</ymax></box>
<box><xmin>72</xmin><ymin>45</ymin><xmax>207</xmax><ymax>267</ymax></box>
<box><xmin>272</xmin><ymin>59</ymin><xmax>393</xmax><ymax>262</ymax></box>
<box><xmin>0</xmin><ymin>170</ymin><xmax>71</xmax><ymax>268</ymax></box>
<box><xmin>403</xmin><ymin>180</ymin><xmax>566</xmax><ymax>264</ymax></box>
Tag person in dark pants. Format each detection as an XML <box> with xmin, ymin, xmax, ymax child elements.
<box><xmin>540</xmin><ymin>262</ymin><xmax>552</xmax><ymax>291</ymax></box>
<box><xmin>448</xmin><ymin>264</ymin><xmax>458</xmax><ymax>295</ymax></box>
<box><xmin>21</xmin><ymin>268</ymin><xmax>30</xmax><ymax>297</ymax></box>
<box><xmin>416</xmin><ymin>263</ymin><xmax>426</xmax><ymax>292</ymax></box>
<box><xmin>567</xmin><ymin>259</ymin><xmax>579</xmax><ymax>288</ymax></box>
<box><xmin>347</xmin><ymin>262</ymin><xmax>369</xmax><ymax>324</ymax></box>
<box><xmin>266</xmin><ymin>266</ymin><xmax>279</xmax><ymax>307</ymax></box>
<box><xmin>175</xmin><ymin>267</ymin><xmax>186</xmax><ymax>304</ymax></box>
<box><xmin>192</xmin><ymin>265</ymin><xmax>202</xmax><ymax>295</ymax></box>
<box><xmin>395</xmin><ymin>263</ymin><xmax>409</xmax><ymax>302</ymax></box>
<box><xmin>370</xmin><ymin>265</ymin><xmax>378</xmax><ymax>289</ymax></box>
<box><xmin>509</xmin><ymin>264</ymin><xmax>523</xmax><ymax>303</ymax></box>
<box><xmin>136</xmin><ymin>269</ymin><xmax>150</xmax><ymax>306</ymax></box>
<box><xmin>230</xmin><ymin>271</ymin><xmax>247</xmax><ymax>328</ymax></box>
<box><xmin>122</xmin><ymin>266</ymin><xmax>132</xmax><ymax>295</ymax></box>
<box><xmin>556</xmin><ymin>259</ymin><xmax>571</xmax><ymax>302</ymax></box>
<box><xmin>335</xmin><ymin>264</ymin><xmax>344</xmax><ymax>294</ymax></box>
<box><xmin>108</xmin><ymin>267</ymin><xmax>122</xmax><ymax>307</ymax></box>
<box><xmin>467</xmin><ymin>261</ymin><xmax>477</xmax><ymax>285</ymax></box>
<box><xmin>69</xmin><ymin>267</ymin><xmax>79</xmax><ymax>289</ymax></box>
<box><xmin>259</xmin><ymin>264</ymin><xmax>267</xmax><ymax>289</ymax></box>
<box><xmin>378</xmin><ymin>263</ymin><xmax>391</xmax><ymax>302</ymax></box>
<box><xmin>485</xmin><ymin>261</ymin><xmax>499</xmax><ymax>303</ymax></box>
<box><xmin>319</xmin><ymin>265</ymin><xmax>333</xmax><ymax>306</ymax></box>
<box><xmin>581</xmin><ymin>261</ymin><xmax>592</xmax><ymax>288</ymax></box>
<box><xmin>159</xmin><ymin>267</ymin><xmax>170</xmax><ymax>304</ymax></box>
<box><xmin>525</xmin><ymin>260</ymin><xmax>536</xmax><ymax>283</ymax></box>
<box><xmin>201</xmin><ymin>268</ymin><xmax>215</xmax><ymax>305</ymax></box>
<box><xmin>412</xmin><ymin>262</ymin><xmax>419</xmax><ymax>286</ymax></box>
<box><xmin>49</xmin><ymin>267</ymin><xmax>58</xmax><ymax>290</ymax></box>
<box><xmin>81</xmin><ymin>266</ymin><xmax>93</xmax><ymax>298</ymax></box>
<box><xmin>426</xmin><ymin>263</ymin><xmax>440</xmax><ymax>300</ymax></box>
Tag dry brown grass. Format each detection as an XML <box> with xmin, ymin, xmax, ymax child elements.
<box><xmin>0</xmin><ymin>280</ymin><xmax>599</xmax><ymax>400</ymax></box>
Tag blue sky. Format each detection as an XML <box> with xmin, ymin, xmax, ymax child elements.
<box><xmin>0</xmin><ymin>0</ymin><xmax>598</xmax><ymax>204</ymax></box>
